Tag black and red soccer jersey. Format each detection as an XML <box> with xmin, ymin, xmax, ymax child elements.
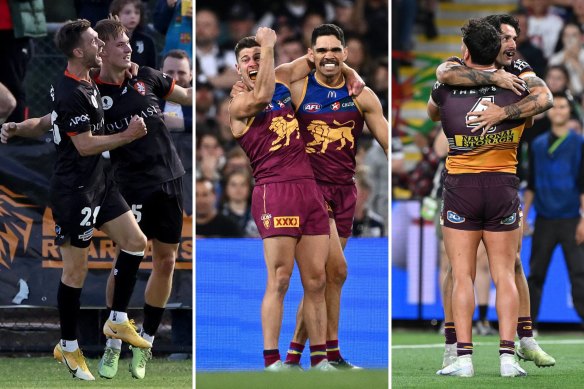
<box><xmin>95</xmin><ymin>66</ymin><xmax>185</xmax><ymax>190</ymax></box>
<box><xmin>50</xmin><ymin>70</ymin><xmax>106</xmax><ymax>193</ymax></box>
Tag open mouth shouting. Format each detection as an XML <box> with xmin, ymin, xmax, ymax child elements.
<box><xmin>249</xmin><ymin>69</ymin><xmax>258</xmax><ymax>80</ymax></box>
<box><xmin>503</xmin><ymin>49</ymin><xmax>515</xmax><ymax>60</ymax></box>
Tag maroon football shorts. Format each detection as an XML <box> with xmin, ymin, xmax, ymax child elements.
<box><xmin>317</xmin><ymin>182</ymin><xmax>357</xmax><ymax>238</ymax></box>
<box><xmin>251</xmin><ymin>179</ymin><xmax>330</xmax><ymax>239</ymax></box>
<box><xmin>441</xmin><ymin>172</ymin><xmax>521</xmax><ymax>232</ymax></box>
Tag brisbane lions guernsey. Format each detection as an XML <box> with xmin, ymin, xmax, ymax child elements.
<box><xmin>296</xmin><ymin>72</ymin><xmax>365</xmax><ymax>185</ymax></box>
<box><xmin>431</xmin><ymin>78</ymin><xmax>529</xmax><ymax>174</ymax></box>
<box><xmin>50</xmin><ymin>70</ymin><xmax>105</xmax><ymax>193</ymax></box>
<box><xmin>94</xmin><ymin>67</ymin><xmax>185</xmax><ymax>190</ymax></box>
<box><xmin>235</xmin><ymin>82</ymin><xmax>315</xmax><ymax>185</ymax></box>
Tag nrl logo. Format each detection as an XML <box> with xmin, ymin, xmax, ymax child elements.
<box><xmin>0</xmin><ymin>186</ymin><xmax>35</xmax><ymax>270</ymax></box>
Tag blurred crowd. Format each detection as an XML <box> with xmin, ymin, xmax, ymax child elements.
<box><xmin>195</xmin><ymin>0</ymin><xmax>389</xmax><ymax>238</ymax></box>
<box><xmin>392</xmin><ymin>0</ymin><xmax>584</xmax><ymax>200</ymax></box>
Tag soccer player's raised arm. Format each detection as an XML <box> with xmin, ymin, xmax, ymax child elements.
<box><xmin>167</xmin><ymin>84</ymin><xmax>192</xmax><ymax>106</ymax></box>
<box><xmin>436</xmin><ymin>60</ymin><xmax>525</xmax><ymax>95</ymax></box>
<box><xmin>230</xmin><ymin>28</ymin><xmax>277</xmax><ymax>120</ymax></box>
<box><xmin>1</xmin><ymin>113</ymin><xmax>51</xmax><ymax>143</ymax></box>
<box><xmin>359</xmin><ymin>87</ymin><xmax>388</xmax><ymax>156</ymax></box>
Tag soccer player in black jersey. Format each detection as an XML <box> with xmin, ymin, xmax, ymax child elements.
<box><xmin>92</xmin><ymin>19</ymin><xmax>191</xmax><ymax>380</ymax></box>
<box><xmin>1</xmin><ymin>19</ymin><xmax>151</xmax><ymax>381</ymax></box>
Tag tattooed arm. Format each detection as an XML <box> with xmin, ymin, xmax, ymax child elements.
<box><xmin>466</xmin><ymin>75</ymin><xmax>553</xmax><ymax>135</ymax></box>
<box><xmin>436</xmin><ymin>60</ymin><xmax>526</xmax><ymax>95</ymax></box>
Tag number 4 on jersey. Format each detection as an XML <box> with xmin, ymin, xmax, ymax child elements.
<box><xmin>466</xmin><ymin>96</ymin><xmax>496</xmax><ymax>133</ymax></box>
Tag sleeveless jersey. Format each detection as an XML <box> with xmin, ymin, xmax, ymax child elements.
<box><xmin>94</xmin><ymin>67</ymin><xmax>185</xmax><ymax>190</ymax></box>
<box><xmin>431</xmin><ymin>80</ymin><xmax>529</xmax><ymax>174</ymax></box>
<box><xmin>296</xmin><ymin>73</ymin><xmax>365</xmax><ymax>185</ymax></box>
<box><xmin>235</xmin><ymin>82</ymin><xmax>315</xmax><ymax>185</ymax></box>
<box><xmin>50</xmin><ymin>70</ymin><xmax>105</xmax><ymax>193</ymax></box>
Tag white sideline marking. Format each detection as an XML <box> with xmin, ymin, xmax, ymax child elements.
<box><xmin>392</xmin><ymin>339</ymin><xmax>584</xmax><ymax>349</ymax></box>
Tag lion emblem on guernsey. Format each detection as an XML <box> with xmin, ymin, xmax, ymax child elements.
<box><xmin>268</xmin><ymin>114</ymin><xmax>300</xmax><ymax>151</ymax></box>
<box><xmin>305</xmin><ymin>119</ymin><xmax>355</xmax><ymax>154</ymax></box>
<box><xmin>0</xmin><ymin>186</ymin><xmax>35</xmax><ymax>270</ymax></box>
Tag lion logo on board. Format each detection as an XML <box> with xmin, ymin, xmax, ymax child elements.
<box><xmin>305</xmin><ymin>119</ymin><xmax>355</xmax><ymax>154</ymax></box>
<box><xmin>268</xmin><ymin>114</ymin><xmax>300</xmax><ymax>151</ymax></box>
<box><xmin>0</xmin><ymin>186</ymin><xmax>35</xmax><ymax>270</ymax></box>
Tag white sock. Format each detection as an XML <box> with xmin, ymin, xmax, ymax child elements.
<box><xmin>61</xmin><ymin>339</ymin><xmax>79</xmax><ymax>352</ymax></box>
<box><xmin>106</xmin><ymin>338</ymin><xmax>122</xmax><ymax>350</ymax></box>
<box><xmin>140</xmin><ymin>329</ymin><xmax>155</xmax><ymax>344</ymax></box>
<box><xmin>109</xmin><ymin>310</ymin><xmax>128</xmax><ymax>323</ymax></box>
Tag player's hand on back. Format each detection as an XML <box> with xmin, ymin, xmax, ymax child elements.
<box><xmin>125</xmin><ymin>62</ymin><xmax>139</xmax><ymax>79</ymax></box>
<box><xmin>230</xmin><ymin>80</ymin><xmax>250</xmax><ymax>98</ymax></box>
<box><xmin>255</xmin><ymin>27</ymin><xmax>277</xmax><ymax>48</ymax></box>
<box><xmin>124</xmin><ymin>115</ymin><xmax>147</xmax><ymax>140</ymax></box>
<box><xmin>346</xmin><ymin>72</ymin><xmax>365</xmax><ymax>97</ymax></box>
<box><xmin>492</xmin><ymin>69</ymin><xmax>526</xmax><ymax>96</ymax></box>
<box><xmin>0</xmin><ymin>122</ymin><xmax>18</xmax><ymax>144</ymax></box>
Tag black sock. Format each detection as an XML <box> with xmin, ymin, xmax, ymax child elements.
<box><xmin>111</xmin><ymin>250</ymin><xmax>143</xmax><ymax>312</ymax></box>
<box><xmin>478</xmin><ymin>305</ymin><xmax>488</xmax><ymax>321</ymax></box>
<box><xmin>142</xmin><ymin>303</ymin><xmax>165</xmax><ymax>336</ymax></box>
<box><xmin>57</xmin><ymin>281</ymin><xmax>82</xmax><ymax>340</ymax></box>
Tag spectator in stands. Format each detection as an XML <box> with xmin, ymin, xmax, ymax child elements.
<box><xmin>194</xmin><ymin>8</ymin><xmax>238</xmax><ymax>90</ymax></box>
<box><xmin>220</xmin><ymin>169</ymin><xmax>259</xmax><ymax>237</ymax></box>
<box><xmin>301</xmin><ymin>12</ymin><xmax>325</xmax><ymax>49</ymax></box>
<box><xmin>345</xmin><ymin>34</ymin><xmax>372</xmax><ymax>83</ymax></box>
<box><xmin>0</xmin><ymin>82</ymin><xmax>16</xmax><ymax>125</ymax></box>
<box><xmin>196</xmin><ymin>177</ymin><xmax>242</xmax><ymax>237</ymax></box>
<box><xmin>524</xmin><ymin>91</ymin><xmax>584</xmax><ymax>328</ymax></box>
<box><xmin>225</xmin><ymin>2</ymin><xmax>256</xmax><ymax>48</ymax></box>
<box><xmin>548</xmin><ymin>23</ymin><xmax>584</xmax><ymax>98</ymax></box>
<box><xmin>524</xmin><ymin>0</ymin><xmax>563</xmax><ymax>59</ymax></box>
<box><xmin>110</xmin><ymin>0</ymin><xmax>157</xmax><ymax>68</ymax></box>
<box><xmin>196</xmin><ymin>133</ymin><xmax>224</xmax><ymax>183</ymax></box>
<box><xmin>275</xmin><ymin>36</ymin><xmax>305</xmax><ymax>66</ymax></box>
<box><xmin>161</xmin><ymin>49</ymin><xmax>192</xmax><ymax>132</ymax></box>
<box><xmin>352</xmin><ymin>169</ymin><xmax>384</xmax><ymax>237</ymax></box>
<box><xmin>544</xmin><ymin>64</ymin><xmax>571</xmax><ymax>94</ymax></box>
<box><xmin>74</xmin><ymin>0</ymin><xmax>112</xmax><ymax>26</ymax></box>
<box><xmin>571</xmin><ymin>0</ymin><xmax>584</xmax><ymax>31</ymax></box>
<box><xmin>515</xmin><ymin>10</ymin><xmax>547</xmax><ymax>78</ymax></box>
<box><xmin>195</xmin><ymin>79</ymin><xmax>215</xmax><ymax>130</ymax></box>
<box><xmin>0</xmin><ymin>0</ymin><xmax>47</xmax><ymax>122</ymax></box>
<box><xmin>213</xmin><ymin>97</ymin><xmax>238</xmax><ymax>151</ymax></box>
<box><xmin>153</xmin><ymin>0</ymin><xmax>192</xmax><ymax>57</ymax></box>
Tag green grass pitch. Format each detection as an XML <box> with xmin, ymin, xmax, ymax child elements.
<box><xmin>392</xmin><ymin>329</ymin><xmax>584</xmax><ymax>388</ymax></box>
<box><xmin>196</xmin><ymin>369</ymin><xmax>389</xmax><ymax>389</ymax></box>
<box><xmin>0</xmin><ymin>356</ymin><xmax>192</xmax><ymax>388</ymax></box>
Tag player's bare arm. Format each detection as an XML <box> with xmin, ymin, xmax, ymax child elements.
<box><xmin>1</xmin><ymin>113</ymin><xmax>51</xmax><ymax>143</ymax></box>
<box><xmin>276</xmin><ymin>55</ymin><xmax>364</xmax><ymax>96</ymax></box>
<box><xmin>166</xmin><ymin>84</ymin><xmax>192</xmax><ymax>106</ymax></box>
<box><xmin>72</xmin><ymin>115</ymin><xmax>147</xmax><ymax>156</ymax></box>
<box><xmin>427</xmin><ymin>95</ymin><xmax>440</xmax><ymax>122</ymax></box>
<box><xmin>467</xmin><ymin>75</ymin><xmax>552</xmax><ymax>135</ymax></box>
<box><xmin>230</xmin><ymin>27</ymin><xmax>277</xmax><ymax>136</ymax></box>
<box><xmin>436</xmin><ymin>60</ymin><xmax>526</xmax><ymax>95</ymax></box>
<box><xmin>356</xmin><ymin>87</ymin><xmax>388</xmax><ymax>155</ymax></box>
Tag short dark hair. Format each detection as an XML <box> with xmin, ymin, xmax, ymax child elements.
<box><xmin>484</xmin><ymin>14</ymin><xmax>520</xmax><ymax>36</ymax></box>
<box><xmin>234</xmin><ymin>36</ymin><xmax>260</xmax><ymax>60</ymax></box>
<box><xmin>94</xmin><ymin>19</ymin><xmax>127</xmax><ymax>44</ymax></box>
<box><xmin>552</xmin><ymin>91</ymin><xmax>569</xmax><ymax>101</ymax></box>
<box><xmin>163</xmin><ymin>49</ymin><xmax>192</xmax><ymax>67</ymax></box>
<box><xmin>311</xmin><ymin>24</ymin><xmax>345</xmax><ymax>46</ymax></box>
<box><xmin>545</xmin><ymin>64</ymin><xmax>570</xmax><ymax>84</ymax></box>
<box><xmin>461</xmin><ymin>18</ymin><xmax>501</xmax><ymax>65</ymax></box>
<box><xmin>54</xmin><ymin>19</ymin><xmax>92</xmax><ymax>58</ymax></box>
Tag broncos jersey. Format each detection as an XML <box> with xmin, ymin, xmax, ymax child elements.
<box><xmin>447</xmin><ymin>56</ymin><xmax>535</xmax><ymax>78</ymax></box>
<box><xmin>94</xmin><ymin>67</ymin><xmax>185</xmax><ymax>190</ymax></box>
<box><xmin>50</xmin><ymin>70</ymin><xmax>106</xmax><ymax>193</ymax></box>
<box><xmin>235</xmin><ymin>82</ymin><xmax>314</xmax><ymax>185</ymax></box>
<box><xmin>296</xmin><ymin>72</ymin><xmax>365</xmax><ymax>185</ymax></box>
<box><xmin>431</xmin><ymin>79</ymin><xmax>529</xmax><ymax>174</ymax></box>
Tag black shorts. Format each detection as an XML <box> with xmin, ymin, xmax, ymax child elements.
<box><xmin>120</xmin><ymin>178</ymin><xmax>184</xmax><ymax>244</ymax></box>
<box><xmin>50</xmin><ymin>179</ymin><xmax>130</xmax><ymax>248</ymax></box>
<box><xmin>441</xmin><ymin>172</ymin><xmax>521</xmax><ymax>232</ymax></box>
